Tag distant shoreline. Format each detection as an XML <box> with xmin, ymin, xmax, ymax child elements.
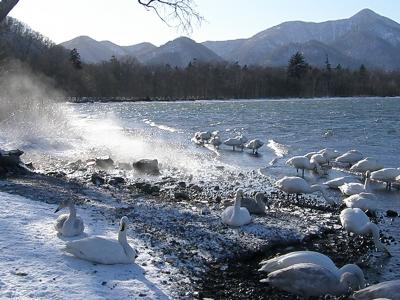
<box><xmin>66</xmin><ymin>95</ymin><xmax>400</xmax><ymax>104</ymax></box>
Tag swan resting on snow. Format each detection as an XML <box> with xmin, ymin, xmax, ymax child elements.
<box><xmin>370</xmin><ymin>168</ymin><xmax>400</xmax><ymax>191</ymax></box>
<box><xmin>259</xmin><ymin>250</ymin><xmax>365</xmax><ymax>289</ymax></box>
<box><xmin>64</xmin><ymin>216</ymin><xmax>137</xmax><ymax>264</ymax></box>
<box><xmin>261</xmin><ymin>262</ymin><xmax>359</xmax><ymax>298</ymax></box>
<box><xmin>335</xmin><ymin>150</ymin><xmax>363</xmax><ymax>166</ymax></box>
<box><xmin>54</xmin><ymin>199</ymin><xmax>84</xmax><ymax>237</ymax></box>
<box><xmin>221</xmin><ymin>190</ymin><xmax>252</xmax><ymax>226</ymax></box>
<box><xmin>340</xmin><ymin>208</ymin><xmax>391</xmax><ymax>255</ymax></box>
<box><xmin>352</xmin><ymin>279</ymin><xmax>400</xmax><ymax>300</ymax></box>
<box><xmin>275</xmin><ymin>176</ymin><xmax>335</xmax><ymax>205</ymax></box>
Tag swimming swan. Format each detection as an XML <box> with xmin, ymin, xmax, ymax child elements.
<box><xmin>352</xmin><ymin>279</ymin><xmax>400</xmax><ymax>300</ymax></box>
<box><xmin>339</xmin><ymin>172</ymin><xmax>371</xmax><ymax>196</ymax></box>
<box><xmin>54</xmin><ymin>199</ymin><xmax>84</xmax><ymax>237</ymax></box>
<box><xmin>340</xmin><ymin>208</ymin><xmax>391</xmax><ymax>255</ymax></box>
<box><xmin>275</xmin><ymin>176</ymin><xmax>335</xmax><ymax>205</ymax></box>
<box><xmin>261</xmin><ymin>263</ymin><xmax>359</xmax><ymax>299</ymax></box>
<box><xmin>286</xmin><ymin>156</ymin><xmax>322</xmax><ymax>178</ymax></box>
<box><xmin>64</xmin><ymin>216</ymin><xmax>137</xmax><ymax>264</ymax></box>
<box><xmin>258</xmin><ymin>250</ymin><xmax>365</xmax><ymax>289</ymax></box>
<box><xmin>221</xmin><ymin>190</ymin><xmax>252</xmax><ymax>226</ymax></box>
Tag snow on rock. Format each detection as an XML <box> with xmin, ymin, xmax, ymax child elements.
<box><xmin>0</xmin><ymin>192</ymin><xmax>170</xmax><ymax>299</ymax></box>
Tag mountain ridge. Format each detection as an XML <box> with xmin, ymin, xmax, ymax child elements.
<box><xmin>60</xmin><ymin>9</ymin><xmax>400</xmax><ymax>70</ymax></box>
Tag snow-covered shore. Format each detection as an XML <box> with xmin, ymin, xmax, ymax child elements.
<box><xmin>0</xmin><ymin>191</ymin><xmax>172</xmax><ymax>299</ymax></box>
<box><xmin>0</xmin><ymin>168</ymin><xmax>338</xmax><ymax>299</ymax></box>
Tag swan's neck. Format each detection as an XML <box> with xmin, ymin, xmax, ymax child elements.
<box><xmin>230</xmin><ymin>194</ymin><xmax>242</xmax><ymax>220</ymax></box>
<box><xmin>366</xmin><ymin>223</ymin><xmax>387</xmax><ymax>251</ymax></box>
<box><xmin>118</xmin><ymin>228</ymin><xmax>136</xmax><ymax>260</ymax></box>
<box><xmin>363</xmin><ymin>177</ymin><xmax>370</xmax><ymax>191</ymax></box>
<box><xmin>338</xmin><ymin>264</ymin><xmax>365</xmax><ymax>289</ymax></box>
<box><xmin>67</xmin><ymin>203</ymin><xmax>76</xmax><ymax>220</ymax></box>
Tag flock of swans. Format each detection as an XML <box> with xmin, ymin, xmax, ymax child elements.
<box><xmin>50</xmin><ymin>137</ymin><xmax>400</xmax><ymax>298</ymax></box>
<box><xmin>54</xmin><ymin>199</ymin><xmax>137</xmax><ymax>264</ymax></box>
<box><xmin>217</xmin><ymin>145</ymin><xmax>400</xmax><ymax>298</ymax></box>
<box><xmin>192</xmin><ymin>131</ymin><xmax>264</xmax><ymax>154</ymax></box>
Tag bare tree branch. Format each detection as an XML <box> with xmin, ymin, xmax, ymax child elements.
<box><xmin>0</xmin><ymin>0</ymin><xmax>19</xmax><ymax>23</ymax></box>
<box><xmin>138</xmin><ymin>0</ymin><xmax>203</xmax><ymax>34</ymax></box>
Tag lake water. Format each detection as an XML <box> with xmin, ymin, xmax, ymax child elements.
<box><xmin>1</xmin><ymin>97</ymin><xmax>400</xmax><ymax>284</ymax></box>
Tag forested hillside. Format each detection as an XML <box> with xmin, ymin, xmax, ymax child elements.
<box><xmin>2</xmin><ymin>17</ymin><xmax>400</xmax><ymax>99</ymax></box>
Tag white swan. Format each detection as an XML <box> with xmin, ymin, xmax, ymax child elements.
<box><xmin>340</xmin><ymin>208</ymin><xmax>391</xmax><ymax>255</ymax></box>
<box><xmin>275</xmin><ymin>176</ymin><xmax>335</xmax><ymax>205</ymax></box>
<box><xmin>64</xmin><ymin>216</ymin><xmax>137</xmax><ymax>264</ymax></box>
<box><xmin>54</xmin><ymin>199</ymin><xmax>84</xmax><ymax>237</ymax></box>
<box><xmin>245</xmin><ymin>139</ymin><xmax>264</xmax><ymax>154</ymax></box>
<box><xmin>324</xmin><ymin>176</ymin><xmax>360</xmax><ymax>189</ymax></box>
<box><xmin>286</xmin><ymin>156</ymin><xmax>322</xmax><ymax>177</ymax></box>
<box><xmin>343</xmin><ymin>193</ymin><xmax>378</xmax><ymax>213</ymax></box>
<box><xmin>258</xmin><ymin>250</ymin><xmax>365</xmax><ymax>289</ymax></box>
<box><xmin>221</xmin><ymin>190</ymin><xmax>252</xmax><ymax>226</ymax></box>
<box><xmin>370</xmin><ymin>168</ymin><xmax>400</xmax><ymax>190</ymax></box>
<box><xmin>335</xmin><ymin>150</ymin><xmax>363</xmax><ymax>166</ymax></box>
<box><xmin>350</xmin><ymin>157</ymin><xmax>383</xmax><ymax>173</ymax></box>
<box><xmin>261</xmin><ymin>263</ymin><xmax>359</xmax><ymax>298</ymax></box>
<box><xmin>339</xmin><ymin>172</ymin><xmax>370</xmax><ymax>196</ymax></box>
<box><xmin>352</xmin><ymin>279</ymin><xmax>400</xmax><ymax>300</ymax></box>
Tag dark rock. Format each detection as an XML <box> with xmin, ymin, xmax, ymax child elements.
<box><xmin>386</xmin><ymin>210</ymin><xmax>398</xmax><ymax>218</ymax></box>
<box><xmin>191</xmin><ymin>185</ymin><xmax>203</xmax><ymax>192</ymax></box>
<box><xmin>174</xmin><ymin>191</ymin><xmax>189</xmax><ymax>200</ymax></box>
<box><xmin>134</xmin><ymin>182</ymin><xmax>160</xmax><ymax>194</ymax></box>
<box><xmin>91</xmin><ymin>173</ymin><xmax>105</xmax><ymax>185</ymax></box>
<box><xmin>214</xmin><ymin>186</ymin><xmax>220</xmax><ymax>191</ymax></box>
<box><xmin>132</xmin><ymin>159</ymin><xmax>160</xmax><ymax>175</ymax></box>
<box><xmin>95</xmin><ymin>156</ymin><xmax>114</xmax><ymax>169</ymax></box>
<box><xmin>178</xmin><ymin>181</ymin><xmax>186</xmax><ymax>188</ymax></box>
<box><xmin>108</xmin><ymin>176</ymin><xmax>125</xmax><ymax>185</ymax></box>
<box><xmin>215</xmin><ymin>196</ymin><xmax>222</xmax><ymax>202</ymax></box>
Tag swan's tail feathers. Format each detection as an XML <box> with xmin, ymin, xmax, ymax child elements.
<box><xmin>260</xmin><ymin>278</ymin><xmax>270</xmax><ymax>283</ymax></box>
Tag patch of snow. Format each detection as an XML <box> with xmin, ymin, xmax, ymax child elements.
<box><xmin>0</xmin><ymin>192</ymin><xmax>172</xmax><ymax>299</ymax></box>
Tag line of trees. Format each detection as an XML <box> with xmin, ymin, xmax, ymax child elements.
<box><xmin>2</xmin><ymin>17</ymin><xmax>400</xmax><ymax>100</ymax></box>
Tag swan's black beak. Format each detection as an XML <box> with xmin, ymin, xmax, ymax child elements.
<box><xmin>54</xmin><ymin>207</ymin><xmax>60</xmax><ymax>213</ymax></box>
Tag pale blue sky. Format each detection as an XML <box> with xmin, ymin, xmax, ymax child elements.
<box><xmin>9</xmin><ymin>0</ymin><xmax>400</xmax><ymax>46</ymax></box>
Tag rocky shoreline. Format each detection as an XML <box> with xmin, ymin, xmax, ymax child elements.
<box><xmin>0</xmin><ymin>153</ymin><xmax>390</xmax><ymax>299</ymax></box>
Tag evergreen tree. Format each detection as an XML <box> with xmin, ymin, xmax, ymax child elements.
<box><xmin>70</xmin><ymin>48</ymin><xmax>82</xmax><ymax>69</ymax></box>
<box><xmin>287</xmin><ymin>52</ymin><xmax>308</xmax><ymax>79</ymax></box>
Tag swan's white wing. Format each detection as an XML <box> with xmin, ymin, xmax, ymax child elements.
<box><xmin>65</xmin><ymin>236</ymin><xmax>130</xmax><ymax>264</ymax></box>
<box><xmin>263</xmin><ymin>263</ymin><xmax>340</xmax><ymax>297</ymax></box>
<box><xmin>55</xmin><ymin>214</ymin><xmax>68</xmax><ymax>233</ymax></box>
<box><xmin>259</xmin><ymin>251</ymin><xmax>336</xmax><ymax>273</ymax></box>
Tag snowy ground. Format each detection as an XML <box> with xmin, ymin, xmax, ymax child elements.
<box><xmin>0</xmin><ymin>191</ymin><xmax>172</xmax><ymax>300</ymax></box>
